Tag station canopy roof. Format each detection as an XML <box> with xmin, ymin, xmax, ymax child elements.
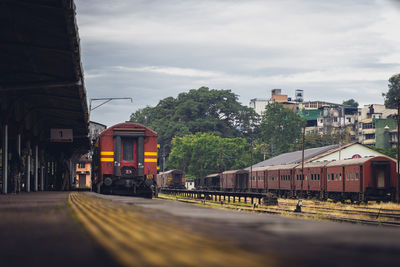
<box><xmin>0</xmin><ymin>0</ymin><xmax>89</xmax><ymax>154</ymax></box>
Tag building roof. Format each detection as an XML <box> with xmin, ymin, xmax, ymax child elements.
<box><xmin>222</xmin><ymin>169</ymin><xmax>248</xmax><ymax>175</ymax></box>
<box><xmin>246</xmin><ymin>144</ymin><xmax>340</xmax><ymax>169</ymax></box>
<box><xmin>325</xmin><ymin>156</ymin><xmax>392</xmax><ymax>167</ymax></box>
<box><xmin>205</xmin><ymin>173</ymin><xmax>220</xmax><ymax>178</ymax></box>
<box><xmin>159</xmin><ymin>169</ymin><xmax>184</xmax><ymax>175</ymax></box>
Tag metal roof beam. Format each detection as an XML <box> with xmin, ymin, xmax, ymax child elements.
<box><xmin>0</xmin><ymin>80</ymin><xmax>81</xmax><ymax>91</ymax></box>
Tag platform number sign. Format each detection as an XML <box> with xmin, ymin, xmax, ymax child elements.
<box><xmin>50</xmin><ymin>129</ymin><xmax>73</xmax><ymax>142</ymax></box>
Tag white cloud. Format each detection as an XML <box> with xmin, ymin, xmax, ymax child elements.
<box><xmin>112</xmin><ymin>66</ymin><xmax>221</xmax><ymax>78</ymax></box>
<box><xmin>75</xmin><ymin>0</ymin><xmax>400</xmax><ymax>126</ymax></box>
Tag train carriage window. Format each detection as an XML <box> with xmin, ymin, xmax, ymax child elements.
<box><xmin>355</xmin><ymin>172</ymin><xmax>359</xmax><ymax>181</ymax></box>
<box><xmin>339</xmin><ymin>173</ymin><xmax>342</xmax><ymax>181</ymax></box>
<box><xmin>350</xmin><ymin>172</ymin><xmax>353</xmax><ymax>181</ymax></box>
<box><xmin>346</xmin><ymin>172</ymin><xmax>349</xmax><ymax>181</ymax></box>
<box><xmin>123</xmin><ymin>139</ymin><xmax>133</xmax><ymax>161</ymax></box>
<box><xmin>331</xmin><ymin>173</ymin><xmax>334</xmax><ymax>181</ymax></box>
<box><xmin>317</xmin><ymin>174</ymin><xmax>320</xmax><ymax>181</ymax></box>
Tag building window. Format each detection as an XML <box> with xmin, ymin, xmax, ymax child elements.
<box><xmin>362</xmin><ymin>123</ymin><xmax>375</xmax><ymax>129</ymax></box>
<box><xmin>365</xmin><ymin>133</ymin><xmax>375</xmax><ymax>140</ymax></box>
<box><xmin>78</xmin><ymin>163</ymin><xmax>85</xmax><ymax>168</ymax></box>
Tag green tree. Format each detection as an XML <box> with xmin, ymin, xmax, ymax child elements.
<box><xmin>367</xmin><ymin>145</ymin><xmax>397</xmax><ymax>159</ymax></box>
<box><xmin>130</xmin><ymin>87</ymin><xmax>260</xmax><ymax>157</ymax></box>
<box><xmin>342</xmin><ymin>99</ymin><xmax>359</xmax><ymax>107</ymax></box>
<box><xmin>260</xmin><ymin>102</ymin><xmax>305</xmax><ymax>156</ymax></box>
<box><xmin>303</xmin><ymin>132</ymin><xmax>343</xmax><ymax>149</ymax></box>
<box><xmin>168</xmin><ymin>133</ymin><xmax>250</xmax><ymax>178</ymax></box>
<box><xmin>383</xmin><ymin>73</ymin><xmax>400</xmax><ymax>109</ymax></box>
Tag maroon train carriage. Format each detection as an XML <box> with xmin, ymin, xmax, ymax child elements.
<box><xmin>265</xmin><ymin>164</ymin><xmax>298</xmax><ymax>197</ymax></box>
<box><xmin>249</xmin><ymin>167</ymin><xmax>268</xmax><ymax>192</ymax></box>
<box><xmin>295</xmin><ymin>161</ymin><xmax>328</xmax><ymax>199</ymax></box>
<box><xmin>325</xmin><ymin>156</ymin><xmax>397</xmax><ymax>202</ymax></box>
<box><xmin>247</xmin><ymin>156</ymin><xmax>397</xmax><ymax>202</ymax></box>
<box><xmin>91</xmin><ymin>122</ymin><xmax>158</xmax><ymax>197</ymax></box>
<box><xmin>156</xmin><ymin>169</ymin><xmax>186</xmax><ymax>189</ymax></box>
<box><xmin>204</xmin><ymin>173</ymin><xmax>220</xmax><ymax>191</ymax></box>
<box><xmin>220</xmin><ymin>169</ymin><xmax>249</xmax><ymax>192</ymax></box>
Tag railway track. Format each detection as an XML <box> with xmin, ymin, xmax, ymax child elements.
<box><xmin>158</xmin><ymin>194</ymin><xmax>400</xmax><ymax>227</ymax></box>
<box><xmin>278</xmin><ymin>203</ymin><xmax>400</xmax><ymax>220</ymax></box>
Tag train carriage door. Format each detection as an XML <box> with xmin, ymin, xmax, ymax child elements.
<box><xmin>372</xmin><ymin>162</ymin><xmax>390</xmax><ymax>189</ymax></box>
<box><xmin>114</xmin><ymin>136</ymin><xmax>121</xmax><ymax>176</ymax></box>
<box><xmin>121</xmin><ymin>137</ymin><xmax>136</xmax><ymax>175</ymax></box>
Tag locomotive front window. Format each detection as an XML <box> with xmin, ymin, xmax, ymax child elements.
<box><xmin>123</xmin><ymin>139</ymin><xmax>133</xmax><ymax>161</ymax></box>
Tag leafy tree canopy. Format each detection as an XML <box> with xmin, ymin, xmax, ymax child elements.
<box><xmin>260</xmin><ymin>102</ymin><xmax>305</xmax><ymax>156</ymax></box>
<box><xmin>130</xmin><ymin>87</ymin><xmax>260</xmax><ymax>155</ymax></box>
<box><xmin>367</xmin><ymin>145</ymin><xmax>397</xmax><ymax>159</ymax></box>
<box><xmin>383</xmin><ymin>73</ymin><xmax>400</xmax><ymax>109</ymax></box>
<box><xmin>342</xmin><ymin>99</ymin><xmax>359</xmax><ymax>107</ymax></box>
<box><xmin>168</xmin><ymin>133</ymin><xmax>250</xmax><ymax>178</ymax></box>
<box><xmin>303</xmin><ymin>133</ymin><xmax>344</xmax><ymax>150</ymax></box>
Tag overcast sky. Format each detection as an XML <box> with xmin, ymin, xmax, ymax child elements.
<box><xmin>75</xmin><ymin>0</ymin><xmax>400</xmax><ymax>127</ymax></box>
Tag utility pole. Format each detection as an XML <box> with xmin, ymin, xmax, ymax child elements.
<box><xmin>301</xmin><ymin>126</ymin><xmax>305</xmax><ymax>197</ymax></box>
<box><xmin>250</xmin><ymin>138</ymin><xmax>253</xmax><ymax>193</ymax></box>
<box><xmin>397</xmin><ymin>98</ymin><xmax>400</xmax><ymax>203</ymax></box>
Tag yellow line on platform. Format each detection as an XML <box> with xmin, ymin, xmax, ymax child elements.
<box><xmin>68</xmin><ymin>192</ymin><xmax>276</xmax><ymax>267</ymax></box>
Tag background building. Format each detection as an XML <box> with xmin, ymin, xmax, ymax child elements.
<box><xmin>358</xmin><ymin>104</ymin><xmax>397</xmax><ymax>146</ymax></box>
<box><xmin>75</xmin><ymin>154</ymin><xmax>91</xmax><ymax>189</ymax></box>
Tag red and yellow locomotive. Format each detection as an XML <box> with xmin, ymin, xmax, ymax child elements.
<box><xmin>92</xmin><ymin>122</ymin><xmax>158</xmax><ymax>197</ymax></box>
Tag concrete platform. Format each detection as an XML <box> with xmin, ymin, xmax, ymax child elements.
<box><xmin>0</xmin><ymin>192</ymin><xmax>119</xmax><ymax>267</ymax></box>
<box><xmin>93</xmin><ymin>192</ymin><xmax>400</xmax><ymax>267</ymax></box>
<box><xmin>2</xmin><ymin>192</ymin><xmax>400</xmax><ymax>267</ymax></box>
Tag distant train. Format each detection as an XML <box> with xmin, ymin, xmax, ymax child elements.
<box><xmin>91</xmin><ymin>122</ymin><xmax>158</xmax><ymax>197</ymax></box>
<box><xmin>156</xmin><ymin>169</ymin><xmax>186</xmax><ymax>189</ymax></box>
<box><xmin>195</xmin><ymin>156</ymin><xmax>398</xmax><ymax>202</ymax></box>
